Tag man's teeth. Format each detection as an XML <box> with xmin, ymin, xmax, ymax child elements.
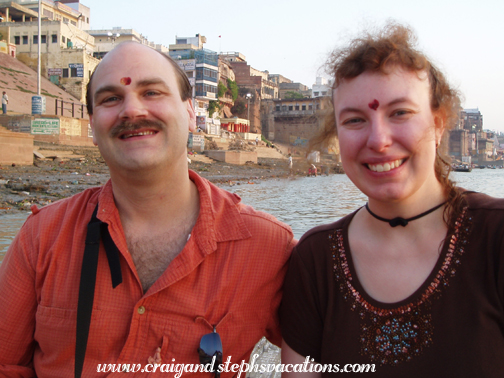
<box><xmin>368</xmin><ymin>159</ymin><xmax>403</xmax><ymax>172</ymax></box>
<box><xmin>122</xmin><ymin>131</ymin><xmax>156</xmax><ymax>139</ymax></box>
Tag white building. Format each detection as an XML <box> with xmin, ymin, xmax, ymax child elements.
<box><xmin>312</xmin><ymin>76</ymin><xmax>332</xmax><ymax>98</ymax></box>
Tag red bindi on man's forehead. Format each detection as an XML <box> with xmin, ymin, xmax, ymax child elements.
<box><xmin>120</xmin><ymin>77</ymin><xmax>132</xmax><ymax>85</ymax></box>
<box><xmin>368</xmin><ymin>99</ymin><xmax>379</xmax><ymax>110</ymax></box>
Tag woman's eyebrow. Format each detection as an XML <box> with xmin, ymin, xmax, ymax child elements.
<box><xmin>337</xmin><ymin>107</ymin><xmax>363</xmax><ymax>118</ymax></box>
<box><xmin>387</xmin><ymin>97</ymin><xmax>413</xmax><ymax>107</ymax></box>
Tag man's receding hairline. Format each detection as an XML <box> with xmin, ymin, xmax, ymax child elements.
<box><xmin>90</xmin><ymin>42</ymin><xmax>179</xmax><ymax>97</ymax></box>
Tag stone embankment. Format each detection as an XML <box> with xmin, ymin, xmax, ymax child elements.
<box><xmin>0</xmin><ymin>142</ymin><xmax>293</xmax><ymax>212</ymax></box>
<box><xmin>0</xmin><ymin>140</ymin><xmax>342</xmax><ymax>212</ymax></box>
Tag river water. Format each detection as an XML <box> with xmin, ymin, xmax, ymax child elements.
<box><xmin>1</xmin><ymin>170</ymin><xmax>503</xmax><ymax>262</ymax></box>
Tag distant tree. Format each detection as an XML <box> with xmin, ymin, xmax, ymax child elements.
<box><xmin>208</xmin><ymin>100</ymin><xmax>222</xmax><ymax>117</ymax></box>
<box><xmin>227</xmin><ymin>79</ymin><xmax>239</xmax><ymax>101</ymax></box>
<box><xmin>231</xmin><ymin>99</ymin><xmax>246</xmax><ymax>115</ymax></box>
<box><xmin>284</xmin><ymin>91</ymin><xmax>304</xmax><ymax>99</ymax></box>
<box><xmin>217</xmin><ymin>82</ymin><xmax>227</xmax><ymax>98</ymax></box>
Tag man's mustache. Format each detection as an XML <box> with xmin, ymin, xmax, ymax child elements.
<box><xmin>110</xmin><ymin>119</ymin><xmax>164</xmax><ymax>138</ymax></box>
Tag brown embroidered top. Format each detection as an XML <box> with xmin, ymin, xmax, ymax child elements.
<box><xmin>280</xmin><ymin>192</ymin><xmax>504</xmax><ymax>377</ymax></box>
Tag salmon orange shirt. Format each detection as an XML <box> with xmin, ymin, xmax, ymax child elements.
<box><xmin>0</xmin><ymin>171</ymin><xmax>295</xmax><ymax>377</ymax></box>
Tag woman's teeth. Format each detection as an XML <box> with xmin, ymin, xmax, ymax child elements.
<box><xmin>367</xmin><ymin>159</ymin><xmax>403</xmax><ymax>172</ymax></box>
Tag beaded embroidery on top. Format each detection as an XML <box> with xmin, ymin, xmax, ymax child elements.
<box><xmin>330</xmin><ymin>207</ymin><xmax>472</xmax><ymax>366</ymax></box>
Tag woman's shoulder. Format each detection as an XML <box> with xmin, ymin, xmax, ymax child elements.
<box><xmin>296</xmin><ymin>209</ymin><xmax>359</xmax><ymax>249</ymax></box>
<box><xmin>462</xmin><ymin>190</ymin><xmax>504</xmax><ymax>211</ymax></box>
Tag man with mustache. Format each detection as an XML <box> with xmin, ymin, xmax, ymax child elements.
<box><xmin>0</xmin><ymin>42</ymin><xmax>295</xmax><ymax>377</ymax></box>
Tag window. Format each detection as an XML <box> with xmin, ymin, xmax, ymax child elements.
<box><xmin>71</xmin><ymin>67</ymin><xmax>78</xmax><ymax>77</ymax></box>
<box><xmin>86</xmin><ymin>17</ymin><xmax>89</xmax><ymax>23</ymax></box>
<box><xmin>62</xmin><ymin>68</ymin><xmax>69</xmax><ymax>78</ymax></box>
<box><xmin>275</xmin><ymin>105</ymin><xmax>280</xmax><ymax>111</ymax></box>
<box><xmin>313</xmin><ymin>91</ymin><xmax>319</xmax><ymax>96</ymax></box>
<box><xmin>288</xmin><ymin>105</ymin><xmax>293</xmax><ymax>111</ymax></box>
<box><xmin>14</xmin><ymin>36</ymin><xmax>20</xmax><ymax>45</ymax></box>
<box><xmin>63</xmin><ymin>17</ymin><xmax>69</xmax><ymax>23</ymax></box>
<box><xmin>302</xmin><ymin>105</ymin><xmax>306</xmax><ymax>111</ymax></box>
<box><xmin>41</xmin><ymin>35</ymin><xmax>47</xmax><ymax>44</ymax></box>
<box><xmin>316</xmin><ymin>104</ymin><xmax>320</xmax><ymax>110</ymax></box>
<box><xmin>33</xmin><ymin>35</ymin><xmax>38</xmax><ymax>44</ymax></box>
<box><xmin>22</xmin><ymin>36</ymin><xmax>28</xmax><ymax>44</ymax></box>
<box><xmin>321</xmin><ymin>91</ymin><xmax>327</xmax><ymax>96</ymax></box>
<box><xmin>281</xmin><ymin>105</ymin><xmax>287</xmax><ymax>111</ymax></box>
<box><xmin>71</xmin><ymin>21</ymin><xmax>76</xmax><ymax>26</ymax></box>
<box><xmin>308</xmin><ymin>104</ymin><xmax>313</xmax><ymax>110</ymax></box>
<box><xmin>295</xmin><ymin>105</ymin><xmax>299</xmax><ymax>111</ymax></box>
<box><xmin>43</xmin><ymin>9</ymin><xmax>53</xmax><ymax>19</ymax></box>
<box><xmin>52</xmin><ymin>34</ymin><xmax>57</xmax><ymax>43</ymax></box>
<box><xmin>62</xmin><ymin>36</ymin><xmax>66</xmax><ymax>43</ymax></box>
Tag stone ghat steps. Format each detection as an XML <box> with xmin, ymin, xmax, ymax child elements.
<box><xmin>255</xmin><ymin>145</ymin><xmax>285</xmax><ymax>159</ymax></box>
<box><xmin>209</xmin><ymin>139</ymin><xmax>286</xmax><ymax>160</ymax></box>
<box><xmin>35</xmin><ymin>149</ymin><xmax>86</xmax><ymax>161</ymax></box>
<box><xmin>188</xmin><ymin>153</ymin><xmax>215</xmax><ymax>164</ymax></box>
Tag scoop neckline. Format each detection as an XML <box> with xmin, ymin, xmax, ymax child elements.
<box><xmin>339</xmin><ymin>209</ymin><xmax>453</xmax><ymax>310</ymax></box>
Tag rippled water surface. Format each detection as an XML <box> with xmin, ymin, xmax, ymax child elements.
<box><xmin>1</xmin><ymin>170</ymin><xmax>503</xmax><ymax>261</ymax></box>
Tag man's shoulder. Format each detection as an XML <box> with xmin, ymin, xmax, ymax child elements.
<box><xmin>205</xmin><ymin>177</ymin><xmax>293</xmax><ymax>236</ymax></box>
<box><xmin>28</xmin><ymin>186</ymin><xmax>102</xmax><ymax>221</ymax></box>
<box><xmin>237</xmin><ymin>201</ymin><xmax>293</xmax><ymax>236</ymax></box>
<box><xmin>193</xmin><ymin>171</ymin><xmax>294</xmax><ymax>241</ymax></box>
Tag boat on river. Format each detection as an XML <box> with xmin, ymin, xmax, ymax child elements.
<box><xmin>452</xmin><ymin>165</ymin><xmax>472</xmax><ymax>172</ymax></box>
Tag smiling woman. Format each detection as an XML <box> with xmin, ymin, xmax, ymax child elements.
<box><xmin>279</xmin><ymin>23</ymin><xmax>504</xmax><ymax>377</ymax></box>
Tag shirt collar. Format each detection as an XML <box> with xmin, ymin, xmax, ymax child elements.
<box><xmin>189</xmin><ymin>170</ymin><xmax>251</xmax><ymax>254</ymax></box>
<box><xmin>95</xmin><ymin>172</ymin><xmax>252</xmax><ymax>255</ymax></box>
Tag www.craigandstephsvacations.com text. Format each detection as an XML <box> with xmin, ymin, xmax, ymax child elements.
<box><xmin>96</xmin><ymin>355</ymin><xmax>376</xmax><ymax>376</ymax></box>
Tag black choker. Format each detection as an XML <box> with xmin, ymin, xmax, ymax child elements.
<box><xmin>365</xmin><ymin>201</ymin><xmax>447</xmax><ymax>227</ymax></box>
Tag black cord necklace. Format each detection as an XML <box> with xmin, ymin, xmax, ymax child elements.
<box><xmin>365</xmin><ymin>201</ymin><xmax>447</xmax><ymax>227</ymax></box>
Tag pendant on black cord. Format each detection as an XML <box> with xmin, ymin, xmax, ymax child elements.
<box><xmin>388</xmin><ymin>217</ymin><xmax>409</xmax><ymax>227</ymax></box>
<box><xmin>365</xmin><ymin>202</ymin><xmax>447</xmax><ymax>228</ymax></box>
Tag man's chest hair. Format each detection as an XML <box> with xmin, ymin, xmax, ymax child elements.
<box><xmin>126</xmin><ymin>228</ymin><xmax>191</xmax><ymax>292</ymax></box>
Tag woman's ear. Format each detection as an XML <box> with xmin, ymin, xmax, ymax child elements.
<box><xmin>433</xmin><ymin>113</ymin><xmax>445</xmax><ymax>146</ymax></box>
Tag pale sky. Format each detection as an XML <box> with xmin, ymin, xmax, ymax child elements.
<box><xmin>83</xmin><ymin>0</ymin><xmax>504</xmax><ymax>133</ymax></box>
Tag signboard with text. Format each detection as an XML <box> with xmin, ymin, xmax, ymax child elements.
<box><xmin>69</xmin><ymin>63</ymin><xmax>84</xmax><ymax>77</ymax></box>
<box><xmin>48</xmin><ymin>68</ymin><xmax>62</xmax><ymax>76</ymax></box>
<box><xmin>177</xmin><ymin>59</ymin><xmax>196</xmax><ymax>71</ymax></box>
<box><xmin>31</xmin><ymin>118</ymin><xmax>60</xmax><ymax>135</ymax></box>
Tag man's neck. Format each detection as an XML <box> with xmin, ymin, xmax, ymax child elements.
<box><xmin>109</xmin><ymin>164</ymin><xmax>201</xmax><ymax>292</ymax></box>
<box><xmin>109</xmin><ymin>164</ymin><xmax>200</xmax><ymax>232</ymax></box>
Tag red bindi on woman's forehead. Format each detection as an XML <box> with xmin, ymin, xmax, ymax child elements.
<box><xmin>368</xmin><ymin>99</ymin><xmax>379</xmax><ymax>110</ymax></box>
<box><xmin>120</xmin><ymin>77</ymin><xmax>132</xmax><ymax>85</ymax></box>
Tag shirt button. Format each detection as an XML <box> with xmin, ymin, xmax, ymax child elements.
<box><xmin>137</xmin><ymin>306</ymin><xmax>146</xmax><ymax>315</ymax></box>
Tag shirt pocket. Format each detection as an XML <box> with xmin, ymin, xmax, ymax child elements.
<box><xmin>35</xmin><ymin>305</ymin><xmax>102</xmax><ymax>364</ymax></box>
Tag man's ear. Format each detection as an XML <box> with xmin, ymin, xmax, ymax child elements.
<box><xmin>89</xmin><ymin>115</ymin><xmax>98</xmax><ymax>146</ymax></box>
<box><xmin>186</xmin><ymin>100</ymin><xmax>196</xmax><ymax>132</ymax></box>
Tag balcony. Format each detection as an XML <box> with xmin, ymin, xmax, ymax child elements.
<box><xmin>273</xmin><ymin>109</ymin><xmax>316</xmax><ymax>117</ymax></box>
<box><xmin>195</xmin><ymin>91</ymin><xmax>216</xmax><ymax>100</ymax></box>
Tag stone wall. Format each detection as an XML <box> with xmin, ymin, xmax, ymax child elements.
<box><xmin>271</xmin><ymin>115</ymin><xmax>321</xmax><ymax>146</ymax></box>
<box><xmin>0</xmin><ymin>126</ymin><xmax>34</xmax><ymax>166</ymax></box>
<box><xmin>205</xmin><ymin>150</ymin><xmax>257</xmax><ymax>165</ymax></box>
<box><xmin>0</xmin><ymin>114</ymin><xmax>94</xmax><ymax>146</ymax></box>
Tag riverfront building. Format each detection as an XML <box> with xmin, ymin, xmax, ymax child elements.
<box><xmin>88</xmin><ymin>27</ymin><xmax>168</xmax><ymax>60</ymax></box>
<box><xmin>262</xmin><ymin>97</ymin><xmax>329</xmax><ymax>148</ymax></box>
<box><xmin>169</xmin><ymin>34</ymin><xmax>221</xmax><ymax>135</ymax></box>
<box><xmin>312</xmin><ymin>77</ymin><xmax>332</xmax><ymax>98</ymax></box>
